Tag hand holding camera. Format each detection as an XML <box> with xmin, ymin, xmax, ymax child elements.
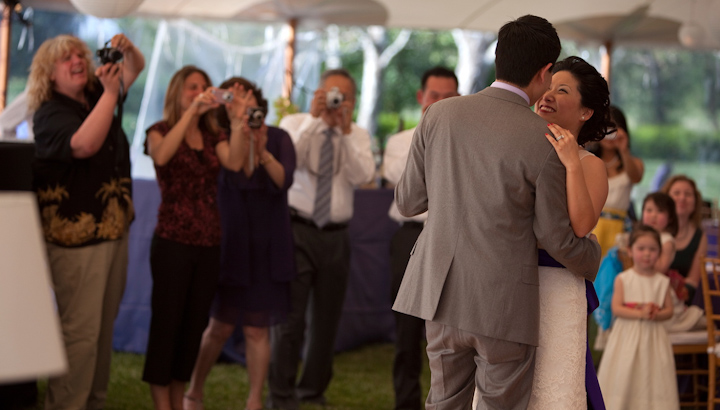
<box><xmin>97</xmin><ymin>40</ymin><xmax>123</xmax><ymax>65</ymax></box>
<box><xmin>96</xmin><ymin>34</ymin><xmax>140</xmax><ymax>97</ymax></box>
<box><xmin>212</xmin><ymin>89</ymin><xmax>234</xmax><ymax>104</ymax></box>
<box><xmin>325</xmin><ymin>87</ymin><xmax>344</xmax><ymax>109</ymax></box>
<box><xmin>247</xmin><ymin>107</ymin><xmax>266</xmax><ymax>129</ymax></box>
<box><xmin>310</xmin><ymin>86</ymin><xmax>345</xmax><ymax>118</ymax></box>
<box><xmin>225</xmin><ymin>84</ymin><xmax>256</xmax><ymax>130</ymax></box>
<box><xmin>325</xmin><ymin>98</ymin><xmax>352</xmax><ymax>135</ymax></box>
<box><xmin>187</xmin><ymin>88</ymin><xmax>222</xmax><ymax>116</ymax></box>
<box><xmin>95</xmin><ymin>58</ymin><xmax>123</xmax><ymax>97</ymax></box>
<box><xmin>603</xmin><ymin>128</ymin><xmax>629</xmax><ymax>153</ymax></box>
<box><xmin>252</xmin><ymin>123</ymin><xmax>269</xmax><ymax>164</ymax></box>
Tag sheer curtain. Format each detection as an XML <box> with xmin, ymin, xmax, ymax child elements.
<box><xmin>131</xmin><ymin>19</ymin><xmax>325</xmax><ymax>179</ymax></box>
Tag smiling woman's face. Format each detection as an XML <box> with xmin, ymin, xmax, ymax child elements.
<box><xmin>180</xmin><ymin>72</ymin><xmax>209</xmax><ymax>112</ymax></box>
<box><xmin>668</xmin><ymin>180</ymin><xmax>696</xmax><ymax>221</ymax></box>
<box><xmin>535</xmin><ymin>70</ymin><xmax>587</xmax><ymax>132</ymax></box>
<box><xmin>51</xmin><ymin>47</ymin><xmax>88</xmax><ymax>98</ymax></box>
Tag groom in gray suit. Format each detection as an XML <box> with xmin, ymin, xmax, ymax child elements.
<box><xmin>393</xmin><ymin>15</ymin><xmax>602</xmax><ymax>410</ymax></box>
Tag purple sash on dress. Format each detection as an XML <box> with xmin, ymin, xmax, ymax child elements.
<box><xmin>585</xmin><ymin>280</ymin><xmax>605</xmax><ymax>410</ymax></box>
<box><xmin>538</xmin><ymin>249</ymin><xmax>606</xmax><ymax>410</ymax></box>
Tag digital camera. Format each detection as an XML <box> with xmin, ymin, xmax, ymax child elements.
<box><xmin>326</xmin><ymin>87</ymin><xmax>344</xmax><ymax>109</ymax></box>
<box><xmin>212</xmin><ymin>89</ymin><xmax>234</xmax><ymax>104</ymax></box>
<box><xmin>96</xmin><ymin>41</ymin><xmax>123</xmax><ymax>65</ymax></box>
<box><xmin>247</xmin><ymin>107</ymin><xmax>267</xmax><ymax>129</ymax></box>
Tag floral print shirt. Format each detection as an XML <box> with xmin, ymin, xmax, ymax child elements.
<box><xmin>33</xmin><ymin>82</ymin><xmax>133</xmax><ymax>247</ymax></box>
<box><xmin>146</xmin><ymin>121</ymin><xmax>226</xmax><ymax>247</ymax></box>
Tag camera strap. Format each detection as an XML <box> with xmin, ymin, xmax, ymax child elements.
<box><xmin>113</xmin><ymin>77</ymin><xmax>125</xmax><ymax>169</ymax></box>
<box><xmin>117</xmin><ymin>77</ymin><xmax>124</xmax><ymax>124</ymax></box>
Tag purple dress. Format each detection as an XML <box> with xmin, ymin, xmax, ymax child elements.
<box><xmin>212</xmin><ymin>126</ymin><xmax>297</xmax><ymax>327</ymax></box>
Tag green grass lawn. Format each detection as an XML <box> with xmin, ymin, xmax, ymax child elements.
<box><xmin>34</xmin><ymin>343</ymin><xmax>431</xmax><ymax>409</ymax></box>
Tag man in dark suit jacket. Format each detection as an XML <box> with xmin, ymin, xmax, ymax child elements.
<box><xmin>393</xmin><ymin>15</ymin><xmax>601</xmax><ymax>410</ymax></box>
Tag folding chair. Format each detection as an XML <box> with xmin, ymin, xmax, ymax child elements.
<box><xmin>703</xmin><ymin>257</ymin><xmax>720</xmax><ymax>410</ymax></box>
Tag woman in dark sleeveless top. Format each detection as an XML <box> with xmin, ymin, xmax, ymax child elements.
<box><xmin>670</xmin><ymin>228</ymin><xmax>704</xmax><ymax>278</ymax></box>
<box><xmin>662</xmin><ymin>175</ymin><xmax>708</xmax><ymax>304</ymax></box>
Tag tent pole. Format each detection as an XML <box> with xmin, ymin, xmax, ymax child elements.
<box><xmin>282</xmin><ymin>18</ymin><xmax>297</xmax><ymax>101</ymax></box>
<box><xmin>601</xmin><ymin>40</ymin><xmax>613</xmax><ymax>90</ymax></box>
<box><xmin>0</xmin><ymin>4</ymin><xmax>12</xmax><ymax>112</ymax></box>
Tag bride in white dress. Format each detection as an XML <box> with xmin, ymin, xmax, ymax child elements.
<box><xmin>473</xmin><ymin>56</ymin><xmax>613</xmax><ymax>409</ymax></box>
<box><xmin>530</xmin><ymin>57</ymin><xmax>612</xmax><ymax>409</ymax></box>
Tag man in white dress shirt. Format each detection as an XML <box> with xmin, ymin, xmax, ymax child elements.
<box><xmin>267</xmin><ymin>68</ymin><xmax>375</xmax><ymax>410</ymax></box>
<box><xmin>382</xmin><ymin>66</ymin><xmax>459</xmax><ymax>410</ymax></box>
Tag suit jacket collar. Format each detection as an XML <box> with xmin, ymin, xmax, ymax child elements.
<box><xmin>479</xmin><ymin>86</ymin><xmax>531</xmax><ymax>108</ymax></box>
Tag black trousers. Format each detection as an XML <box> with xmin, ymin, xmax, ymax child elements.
<box><xmin>268</xmin><ymin>222</ymin><xmax>351</xmax><ymax>410</ymax></box>
<box><xmin>390</xmin><ymin>222</ymin><xmax>425</xmax><ymax>410</ymax></box>
<box><xmin>142</xmin><ymin>236</ymin><xmax>220</xmax><ymax>385</ymax></box>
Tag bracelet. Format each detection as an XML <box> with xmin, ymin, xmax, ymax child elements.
<box><xmin>260</xmin><ymin>153</ymin><xmax>275</xmax><ymax>165</ymax></box>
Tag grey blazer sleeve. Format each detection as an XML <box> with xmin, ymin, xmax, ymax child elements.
<box><xmin>395</xmin><ymin>116</ymin><xmax>428</xmax><ymax>217</ymax></box>
<box><xmin>533</xmin><ymin>149</ymin><xmax>601</xmax><ymax>280</ymax></box>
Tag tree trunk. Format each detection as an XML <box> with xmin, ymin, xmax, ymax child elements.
<box><xmin>356</xmin><ymin>27</ymin><xmax>411</xmax><ymax>137</ymax></box>
<box><xmin>452</xmin><ymin>29</ymin><xmax>496</xmax><ymax>95</ymax></box>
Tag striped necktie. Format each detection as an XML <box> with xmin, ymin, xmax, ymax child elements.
<box><xmin>312</xmin><ymin>128</ymin><xmax>335</xmax><ymax>228</ymax></box>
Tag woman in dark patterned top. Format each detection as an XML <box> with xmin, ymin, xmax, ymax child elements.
<box><xmin>142</xmin><ymin>66</ymin><xmax>256</xmax><ymax>410</ymax></box>
<box><xmin>27</xmin><ymin>33</ymin><xmax>145</xmax><ymax>410</ymax></box>
<box><xmin>662</xmin><ymin>175</ymin><xmax>708</xmax><ymax>304</ymax></box>
<box><xmin>183</xmin><ymin>78</ymin><xmax>296</xmax><ymax>410</ymax></box>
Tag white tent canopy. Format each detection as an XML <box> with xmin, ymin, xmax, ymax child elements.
<box><xmin>20</xmin><ymin>0</ymin><xmax>720</xmax><ymax>49</ymax></box>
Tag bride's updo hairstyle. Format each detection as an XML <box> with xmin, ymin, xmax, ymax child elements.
<box><xmin>552</xmin><ymin>56</ymin><xmax>614</xmax><ymax>146</ymax></box>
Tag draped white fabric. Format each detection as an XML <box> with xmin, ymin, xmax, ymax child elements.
<box><xmin>130</xmin><ymin>19</ymin><xmax>324</xmax><ymax>179</ymax></box>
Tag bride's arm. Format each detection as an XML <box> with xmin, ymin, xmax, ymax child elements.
<box><xmin>546</xmin><ymin>124</ymin><xmax>608</xmax><ymax>237</ymax></box>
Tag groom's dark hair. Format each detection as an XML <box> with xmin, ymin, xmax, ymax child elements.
<box><xmin>495</xmin><ymin>15</ymin><xmax>561</xmax><ymax>87</ymax></box>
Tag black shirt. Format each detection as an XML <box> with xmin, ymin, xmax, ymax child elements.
<box><xmin>33</xmin><ymin>80</ymin><xmax>133</xmax><ymax>247</ymax></box>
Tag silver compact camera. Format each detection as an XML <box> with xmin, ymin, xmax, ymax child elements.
<box><xmin>326</xmin><ymin>87</ymin><xmax>344</xmax><ymax>109</ymax></box>
<box><xmin>212</xmin><ymin>89</ymin><xmax>234</xmax><ymax>104</ymax></box>
<box><xmin>247</xmin><ymin>107</ymin><xmax>267</xmax><ymax>129</ymax></box>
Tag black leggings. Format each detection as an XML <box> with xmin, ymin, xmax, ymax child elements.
<box><xmin>142</xmin><ymin>236</ymin><xmax>220</xmax><ymax>385</ymax></box>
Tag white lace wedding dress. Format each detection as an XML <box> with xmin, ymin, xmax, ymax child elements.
<box><xmin>527</xmin><ymin>149</ymin><xmax>595</xmax><ymax>409</ymax></box>
<box><xmin>526</xmin><ymin>264</ymin><xmax>587</xmax><ymax>409</ymax></box>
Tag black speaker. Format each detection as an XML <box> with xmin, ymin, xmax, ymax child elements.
<box><xmin>0</xmin><ymin>141</ymin><xmax>35</xmax><ymax>191</ymax></box>
<box><xmin>0</xmin><ymin>142</ymin><xmax>38</xmax><ymax>406</ymax></box>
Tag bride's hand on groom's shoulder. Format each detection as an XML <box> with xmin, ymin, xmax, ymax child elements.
<box><xmin>545</xmin><ymin>123</ymin><xmax>580</xmax><ymax>171</ymax></box>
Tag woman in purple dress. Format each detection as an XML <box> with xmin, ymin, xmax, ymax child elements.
<box><xmin>184</xmin><ymin>77</ymin><xmax>296</xmax><ymax>410</ymax></box>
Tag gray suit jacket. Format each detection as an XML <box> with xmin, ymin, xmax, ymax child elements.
<box><xmin>392</xmin><ymin>86</ymin><xmax>601</xmax><ymax>346</ymax></box>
